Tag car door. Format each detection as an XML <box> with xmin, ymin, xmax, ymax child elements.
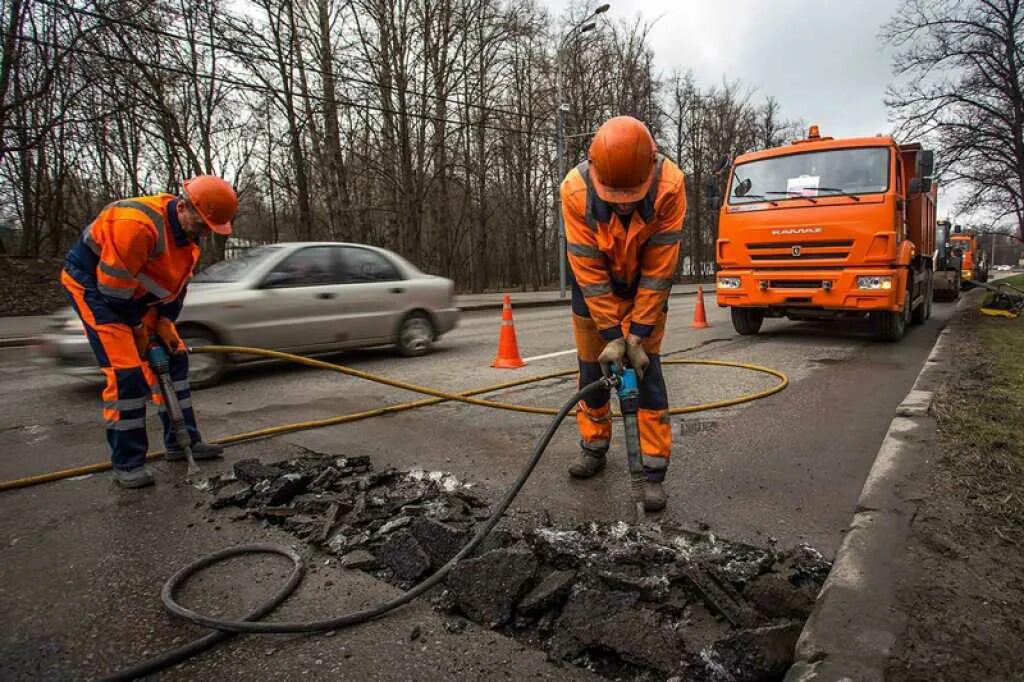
<box><xmin>335</xmin><ymin>246</ymin><xmax>407</xmax><ymax>344</ymax></box>
<box><xmin>249</xmin><ymin>245</ymin><xmax>349</xmax><ymax>351</ymax></box>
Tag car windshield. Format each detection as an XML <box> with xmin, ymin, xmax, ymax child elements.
<box><xmin>730</xmin><ymin>147</ymin><xmax>890</xmax><ymax>204</ymax></box>
<box><xmin>193</xmin><ymin>245</ymin><xmax>282</xmax><ymax>282</ymax></box>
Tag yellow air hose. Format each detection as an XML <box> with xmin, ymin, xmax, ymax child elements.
<box><xmin>0</xmin><ymin>345</ymin><xmax>787</xmax><ymax>492</ymax></box>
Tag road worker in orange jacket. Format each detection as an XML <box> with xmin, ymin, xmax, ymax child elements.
<box><xmin>561</xmin><ymin>116</ymin><xmax>686</xmax><ymax>511</ymax></box>
<box><xmin>61</xmin><ymin>176</ymin><xmax>238</xmax><ymax>488</ymax></box>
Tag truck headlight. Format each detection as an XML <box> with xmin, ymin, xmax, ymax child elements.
<box><xmin>717</xmin><ymin>277</ymin><xmax>741</xmax><ymax>289</ymax></box>
<box><xmin>856</xmin><ymin>276</ymin><xmax>893</xmax><ymax>290</ymax></box>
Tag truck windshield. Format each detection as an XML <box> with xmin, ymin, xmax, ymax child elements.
<box><xmin>729</xmin><ymin>147</ymin><xmax>890</xmax><ymax>204</ymax></box>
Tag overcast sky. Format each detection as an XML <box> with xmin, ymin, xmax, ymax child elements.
<box><xmin>542</xmin><ymin>0</ymin><xmax>963</xmax><ymax>218</ymax></box>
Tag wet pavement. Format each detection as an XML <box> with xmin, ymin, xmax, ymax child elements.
<box><xmin>0</xmin><ymin>301</ymin><xmax>952</xmax><ymax>679</ymax></box>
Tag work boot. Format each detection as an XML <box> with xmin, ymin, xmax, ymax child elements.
<box><xmin>166</xmin><ymin>442</ymin><xmax>224</xmax><ymax>462</ymax></box>
<box><xmin>113</xmin><ymin>466</ymin><xmax>155</xmax><ymax>489</ymax></box>
<box><xmin>643</xmin><ymin>480</ymin><xmax>667</xmax><ymax>512</ymax></box>
<box><xmin>568</xmin><ymin>449</ymin><xmax>607</xmax><ymax>478</ymax></box>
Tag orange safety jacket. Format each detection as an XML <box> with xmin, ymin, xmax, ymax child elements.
<box><xmin>561</xmin><ymin>155</ymin><xmax>686</xmax><ymax>340</ymax></box>
<box><xmin>64</xmin><ymin>195</ymin><xmax>200</xmax><ymax>327</ymax></box>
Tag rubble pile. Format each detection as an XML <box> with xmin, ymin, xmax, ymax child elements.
<box><xmin>207</xmin><ymin>457</ymin><xmax>830</xmax><ymax>681</ymax></box>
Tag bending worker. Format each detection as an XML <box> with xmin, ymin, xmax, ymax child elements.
<box><xmin>561</xmin><ymin>116</ymin><xmax>686</xmax><ymax>512</ymax></box>
<box><xmin>61</xmin><ymin>176</ymin><xmax>238</xmax><ymax>488</ymax></box>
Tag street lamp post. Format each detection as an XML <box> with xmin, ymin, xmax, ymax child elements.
<box><xmin>556</xmin><ymin>4</ymin><xmax>609</xmax><ymax>298</ymax></box>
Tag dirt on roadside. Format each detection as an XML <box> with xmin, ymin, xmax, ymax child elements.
<box><xmin>887</xmin><ymin>308</ymin><xmax>1024</xmax><ymax>681</ymax></box>
<box><xmin>0</xmin><ymin>256</ymin><xmax>67</xmax><ymax>316</ymax></box>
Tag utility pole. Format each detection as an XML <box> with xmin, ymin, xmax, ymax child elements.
<box><xmin>555</xmin><ymin>4</ymin><xmax>610</xmax><ymax>298</ymax></box>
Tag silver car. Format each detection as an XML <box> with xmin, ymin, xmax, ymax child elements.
<box><xmin>43</xmin><ymin>242</ymin><xmax>460</xmax><ymax>387</ymax></box>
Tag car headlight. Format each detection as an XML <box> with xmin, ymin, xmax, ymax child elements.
<box><xmin>856</xmin><ymin>276</ymin><xmax>893</xmax><ymax>290</ymax></box>
<box><xmin>717</xmin><ymin>277</ymin><xmax>741</xmax><ymax>289</ymax></box>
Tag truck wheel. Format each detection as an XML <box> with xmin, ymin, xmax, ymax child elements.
<box><xmin>911</xmin><ymin>273</ymin><xmax>931</xmax><ymax>325</ymax></box>
<box><xmin>924</xmin><ymin>273</ymin><xmax>934</xmax><ymax>320</ymax></box>
<box><xmin>876</xmin><ymin>289</ymin><xmax>910</xmax><ymax>341</ymax></box>
<box><xmin>731</xmin><ymin>307</ymin><xmax>765</xmax><ymax>335</ymax></box>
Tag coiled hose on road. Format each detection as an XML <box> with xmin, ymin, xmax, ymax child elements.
<box><xmin>0</xmin><ymin>345</ymin><xmax>787</xmax><ymax>678</ymax></box>
<box><xmin>103</xmin><ymin>376</ymin><xmax>611</xmax><ymax>680</ymax></box>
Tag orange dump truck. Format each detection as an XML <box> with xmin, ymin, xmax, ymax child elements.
<box><xmin>949</xmin><ymin>231</ymin><xmax>988</xmax><ymax>287</ymax></box>
<box><xmin>715</xmin><ymin>126</ymin><xmax>937</xmax><ymax>341</ymax></box>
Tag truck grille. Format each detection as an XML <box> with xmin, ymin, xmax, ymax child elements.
<box><xmin>769</xmin><ymin>280</ymin><xmax>823</xmax><ymax>289</ymax></box>
<box><xmin>748</xmin><ymin>239</ymin><xmax>854</xmax><ymax>261</ymax></box>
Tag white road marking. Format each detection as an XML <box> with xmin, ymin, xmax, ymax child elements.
<box><xmin>522</xmin><ymin>348</ymin><xmax>578</xmax><ymax>362</ymax></box>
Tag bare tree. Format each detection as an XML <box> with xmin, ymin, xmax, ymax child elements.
<box><xmin>886</xmin><ymin>0</ymin><xmax>1024</xmax><ymax>241</ymax></box>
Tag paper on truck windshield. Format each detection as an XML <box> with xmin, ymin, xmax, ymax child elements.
<box><xmin>787</xmin><ymin>174</ymin><xmax>820</xmax><ymax>197</ymax></box>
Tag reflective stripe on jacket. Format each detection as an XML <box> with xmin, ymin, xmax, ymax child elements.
<box><xmin>65</xmin><ymin>195</ymin><xmax>199</xmax><ymax>326</ymax></box>
<box><xmin>561</xmin><ymin>156</ymin><xmax>686</xmax><ymax>340</ymax></box>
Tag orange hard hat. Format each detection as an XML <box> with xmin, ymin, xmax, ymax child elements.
<box><xmin>182</xmin><ymin>175</ymin><xmax>237</xmax><ymax>236</ymax></box>
<box><xmin>588</xmin><ymin>116</ymin><xmax>658</xmax><ymax>203</ymax></box>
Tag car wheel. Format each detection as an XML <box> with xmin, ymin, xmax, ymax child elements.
<box><xmin>181</xmin><ymin>329</ymin><xmax>228</xmax><ymax>389</ymax></box>
<box><xmin>396</xmin><ymin>312</ymin><xmax>435</xmax><ymax>357</ymax></box>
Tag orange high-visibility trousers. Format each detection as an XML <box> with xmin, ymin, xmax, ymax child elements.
<box><xmin>572</xmin><ymin>300</ymin><xmax>671</xmax><ymax>481</ymax></box>
<box><xmin>61</xmin><ymin>271</ymin><xmax>200</xmax><ymax>471</ymax></box>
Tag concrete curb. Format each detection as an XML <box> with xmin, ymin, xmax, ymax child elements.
<box><xmin>457</xmin><ymin>287</ymin><xmax>701</xmax><ymax>312</ymax></box>
<box><xmin>784</xmin><ymin>306</ymin><xmax>966</xmax><ymax>681</ymax></box>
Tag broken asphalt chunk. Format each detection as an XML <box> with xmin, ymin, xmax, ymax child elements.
<box><xmin>445</xmin><ymin>547</ymin><xmax>538</xmax><ymax>627</ymax></box>
<box><xmin>684</xmin><ymin>621</ymin><xmax>802</xmax><ymax>681</ymax></box>
<box><xmin>233</xmin><ymin>459</ymin><xmax>283</xmax><ymax>485</ymax></box>
<box><xmin>340</xmin><ymin>549</ymin><xmax>378</xmax><ymax>570</ymax></box>
<box><xmin>548</xmin><ymin>588</ymin><xmax>681</xmax><ymax>673</ymax></box>
<box><xmin>409</xmin><ymin>517</ymin><xmax>465</xmax><ymax>567</ymax></box>
<box><xmin>210</xmin><ymin>481</ymin><xmax>252</xmax><ymax>509</ymax></box>
<box><xmin>265</xmin><ymin>473</ymin><xmax>310</xmax><ymax>506</ymax></box>
<box><xmin>378</xmin><ymin>530</ymin><xmax>432</xmax><ymax>581</ymax></box>
<box><xmin>516</xmin><ymin>570</ymin><xmax>576</xmax><ymax>615</ymax></box>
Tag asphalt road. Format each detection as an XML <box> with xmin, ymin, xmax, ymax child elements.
<box><xmin>0</xmin><ymin>297</ymin><xmax>951</xmax><ymax>679</ymax></box>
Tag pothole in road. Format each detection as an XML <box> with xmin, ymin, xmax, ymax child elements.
<box><xmin>206</xmin><ymin>455</ymin><xmax>830</xmax><ymax>681</ymax></box>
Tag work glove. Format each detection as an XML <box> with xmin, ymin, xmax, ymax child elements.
<box><xmin>155</xmin><ymin>317</ymin><xmax>186</xmax><ymax>354</ymax></box>
<box><xmin>625</xmin><ymin>336</ymin><xmax>650</xmax><ymax>382</ymax></box>
<box><xmin>132</xmin><ymin>324</ymin><xmax>150</xmax><ymax>358</ymax></box>
<box><xmin>597</xmin><ymin>337</ymin><xmax>627</xmax><ymax>377</ymax></box>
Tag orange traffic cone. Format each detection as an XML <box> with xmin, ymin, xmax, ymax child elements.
<box><xmin>492</xmin><ymin>295</ymin><xmax>526</xmax><ymax>368</ymax></box>
<box><xmin>691</xmin><ymin>285</ymin><xmax>710</xmax><ymax>328</ymax></box>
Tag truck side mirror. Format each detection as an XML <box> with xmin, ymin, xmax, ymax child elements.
<box><xmin>917</xmin><ymin>150</ymin><xmax>935</xmax><ymax>178</ymax></box>
<box><xmin>909</xmin><ymin>177</ymin><xmax>932</xmax><ymax>194</ymax></box>
<box><xmin>711</xmin><ymin>157</ymin><xmax>731</xmax><ymax>176</ymax></box>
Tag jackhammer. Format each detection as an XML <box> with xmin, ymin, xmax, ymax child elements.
<box><xmin>611</xmin><ymin>367</ymin><xmax>646</xmax><ymax>523</ymax></box>
<box><xmin>146</xmin><ymin>339</ymin><xmax>201</xmax><ymax>480</ymax></box>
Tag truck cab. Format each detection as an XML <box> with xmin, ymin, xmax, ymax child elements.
<box><xmin>715</xmin><ymin>126</ymin><xmax>936</xmax><ymax>341</ymax></box>
<box><xmin>949</xmin><ymin>232</ymin><xmax>989</xmax><ymax>287</ymax></box>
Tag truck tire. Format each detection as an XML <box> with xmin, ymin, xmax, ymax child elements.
<box><xmin>924</xmin><ymin>272</ymin><xmax>934</xmax><ymax>319</ymax></box>
<box><xmin>876</xmin><ymin>288</ymin><xmax>910</xmax><ymax>341</ymax></box>
<box><xmin>731</xmin><ymin>307</ymin><xmax>765</xmax><ymax>335</ymax></box>
<box><xmin>911</xmin><ymin>272</ymin><xmax>932</xmax><ymax>324</ymax></box>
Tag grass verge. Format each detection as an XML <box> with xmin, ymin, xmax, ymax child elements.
<box><xmin>933</xmin><ymin>306</ymin><xmax>1024</xmax><ymax>542</ymax></box>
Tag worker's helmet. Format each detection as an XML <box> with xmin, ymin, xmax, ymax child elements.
<box><xmin>182</xmin><ymin>175</ymin><xmax>238</xmax><ymax>236</ymax></box>
<box><xmin>587</xmin><ymin>116</ymin><xmax>658</xmax><ymax>204</ymax></box>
